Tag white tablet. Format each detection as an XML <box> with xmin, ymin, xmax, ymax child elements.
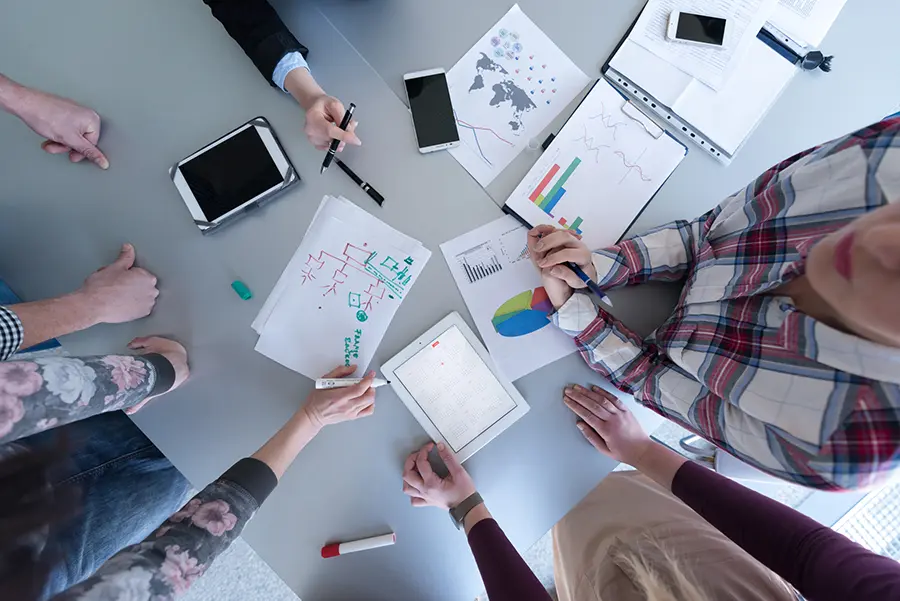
<box><xmin>382</xmin><ymin>312</ymin><xmax>529</xmax><ymax>463</ymax></box>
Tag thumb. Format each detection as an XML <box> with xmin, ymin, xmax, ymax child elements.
<box><xmin>436</xmin><ymin>442</ymin><xmax>463</xmax><ymax>475</ymax></box>
<box><xmin>113</xmin><ymin>243</ymin><xmax>136</xmax><ymax>269</ymax></box>
<box><xmin>72</xmin><ymin>135</ymin><xmax>109</xmax><ymax>170</ymax></box>
<box><xmin>549</xmin><ymin>265</ymin><xmax>584</xmax><ymax>289</ymax></box>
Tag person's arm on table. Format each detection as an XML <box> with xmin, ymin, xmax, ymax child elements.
<box><xmin>0</xmin><ymin>337</ymin><xmax>189</xmax><ymax>445</ymax></box>
<box><xmin>402</xmin><ymin>443</ymin><xmax>552</xmax><ymax>601</ymax></box>
<box><xmin>0</xmin><ymin>244</ymin><xmax>158</xmax><ymax>358</ymax></box>
<box><xmin>202</xmin><ymin>0</ymin><xmax>361</xmax><ymax>150</ymax></box>
<box><xmin>0</xmin><ymin>73</ymin><xmax>108</xmax><ymax>168</ymax></box>
<box><xmin>51</xmin><ymin>365</ymin><xmax>377</xmax><ymax>601</ymax></box>
<box><xmin>565</xmin><ymin>387</ymin><xmax>900</xmax><ymax>601</ymax></box>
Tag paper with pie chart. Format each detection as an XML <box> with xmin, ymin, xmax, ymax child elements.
<box><xmin>446</xmin><ymin>4</ymin><xmax>590</xmax><ymax>187</ymax></box>
<box><xmin>441</xmin><ymin>215</ymin><xmax>577</xmax><ymax>381</ymax></box>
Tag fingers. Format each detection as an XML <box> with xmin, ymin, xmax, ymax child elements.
<box><xmin>544</xmin><ymin>264</ymin><xmax>585</xmax><ymax>289</ymax></box>
<box><xmin>539</xmin><ymin>247</ymin><xmax>589</xmax><ymax>269</ymax></box>
<box><xmin>71</xmin><ymin>134</ymin><xmax>109</xmax><ymax>170</ymax></box>
<box><xmin>355</xmin><ymin>403</ymin><xmax>375</xmax><ymax>418</ymax></box>
<box><xmin>402</xmin><ymin>452</ymin><xmax>425</xmax><ymax>490</ymax></box>
<box><xmin>128</xmin><ymin>336</ymin><xmax>153</xmax><ymax>350</ymax></box>
<box><xmin>41</xmin><ymin>140</ymin><xmax>70</xmax><ymax>154</ymax></box>
<box><xmin>322</xmin><ymin>364</ymin><xmax>357</xmax><ymax>379</ymax></box>
<box><xmin>343</xmin><ymin>371</ymin><xmax>376</xmax><ymax>401</ymax></box>
<box><xmin>565</xmin><ymin>385</ymin><xmax>620</xmax><ymax>420</ymax></box>
<box><xmin>402</xmin><ymin>482</ymin><xmax>421</xmax><ymax>497</ymax></box>
<box><xmin>564</xmin><ymin>394</ymin><xmax>607</xmax><ymax>431</ymax></box>
<box><xmin>534</xmin><ymin>230</ymin><xmax>584</xmax><ymax>255</ymax></box>
<box><xmin>592</xmin><ymin>385</ymin><xmax>627</xmax><ymax>411</ymax></box>
<box><xmin>410</xmin><ymin>497</ymin><xmax>428</xmax><ymax>507</ymax></box>
<box><xmin>576</xmin><ymin>422</ymin><xmax>613</xmax><ymax>457</ymax></box>
<box><xmin>436</xmin><ymin>442</ymin><xmax>463</xmax><ymax>476</ymax></box>
<box><xmin>415</xmin><ymin>444</ymin><xmax>436</xmax><ymax>484</ymax></box>
<box><xmin>325</xmin><ymin>122</ymin><xmax>362</xmax><ymax>146</ymax></box>
<box><xmin>132</xmin><ymin>267</ymin><xmax>158</xmax><ymax>287</ymax></box>
<box><xmin>112</xmin><ymin>243</ymin><xmax>136</xmax><ymax>270</ymax></box>
<box><xmin>69</xmin><ymin>150</ymin><xmax>86</xmax><ymax>163</ymax></box>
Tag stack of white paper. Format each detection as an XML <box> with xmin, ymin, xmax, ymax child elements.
<box><xmin>253</xmin><ymin>196</ymin><xmax>431</xmax><ymax>379</ymax></box>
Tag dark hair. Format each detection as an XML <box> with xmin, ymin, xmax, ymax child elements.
<box><xmin>0</xmin><ymin>442</ymin><xmax>79</xmax><ymax>601</ymax></box>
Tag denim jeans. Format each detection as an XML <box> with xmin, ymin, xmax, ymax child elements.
<box><xmin>12</xmin><ymin>411</ymin><xmax>192</xmax><ymax>600</ymax></box>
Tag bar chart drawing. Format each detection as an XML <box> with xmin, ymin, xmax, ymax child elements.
<box><xmin>527</xmin><ymin>157</ymin><xmax>585</xmax><ymax>235</ymax></box>
<box><xmin>456</xmin><ymin>242</ymin><xmax>503</xmax><ymax>284</ymax></box>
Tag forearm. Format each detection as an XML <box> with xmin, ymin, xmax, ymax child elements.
<box><xmin>284</xmin><ymin>68</ymin><xmax>325</xmax><ymax>111</ymax></box>
<box><xmin>466</xmin><ymin>505</ymin><xmax>552</xmax><ymax>601</ymax></box>
<box><xmin>670</xmin><ymin>460</ymin><xmax>900</xmax><ymax>601</ymax></box>
<box><xmin>251</xmin><ymin>408</ymin><xmax>320</xmax><ymax>479</ymax></box>
<box><xmin>7</xmin><ymin>291</ymin><xmax>99</xmax><ymax>351</ymax></box>
<box><xmin>0</xmin><ymin>73</ymin><xmax>27</xmax><ymax>117</ymax></box>
<box><xmin>0</xmin><ymin>353</ymin><xmax>173</xmax><ymax>445</ymax></box>
<box><xmin>633</xmin><ymin>442</ymin><xmax>689</xmax><ymax>491</ymax></box>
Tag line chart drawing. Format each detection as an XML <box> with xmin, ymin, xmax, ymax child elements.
<box><xmin>573</xmin><ymin>124</ymin><xmax>652</xmax><ymax>184</ymax></box>
<box><xmin>455</xmin><ymin>114</ymin><xmax>515</xmax><ymax>167</ymax></box>
<box><xmin>587</xmin><ymin>101</ymin><xmax>627</xmax><ymax>140</ymax></box>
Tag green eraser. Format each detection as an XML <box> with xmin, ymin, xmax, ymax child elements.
<box><xmin>231</xmin><ymin>280</ymin><xmax>253</xmax><ymax>300</ymax></box>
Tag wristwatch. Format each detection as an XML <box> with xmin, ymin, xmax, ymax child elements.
<box><xmin>449</xmin><ymin>492</ymin><xmax>483</xmax><ymax>530</ymax></box>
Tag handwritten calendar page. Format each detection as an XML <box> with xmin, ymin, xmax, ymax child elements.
<box><xmin>394</xmin><ymin>325</ymin><xmax>518</xmax><ymax>451</ymax></box>
<box><xmin>253</xmin><ymin>196</ymin><xmax>431</xmax><ymax>379</ymax></box>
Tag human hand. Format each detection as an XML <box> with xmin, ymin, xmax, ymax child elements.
<box><xmin>14</xmin><ymin>85</ymin><xmax>109</xmax><ymax>169</ymax></box>
<box><xmin>300</xmin><ymin>365</ymin><xmax>375</xmax><ymax>430</ymax></box>
<box><xmin>563</xmin><ymin>384</ymin><xmax>653</xmax><ymax>467</ymax></box>
<box><xmin>402</xmin><ymin>442</ymin><xmax>477</xmax><ymax>510</ymax></box>
<box><xmin>76</xmin><ymin>244</ymin><xmax>159</xmax><ymax>325</ymax></box>
<box><xmin>126</xmin><ymin>336</ymin><xmax>190</xmax><ymax>413</ymax></box>
<box><xmin>527</xmin><ymin>225</ymin><xmax>597</xmax><ymax>308</ymax></box>
<box><xmin>303</xmin><ymin>94</ymin><xmax>361</xmax><ymax>151</ymax></box>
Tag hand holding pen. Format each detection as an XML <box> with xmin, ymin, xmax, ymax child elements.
<box><xmin>527</xmin><ymin>225</ymin><xmax>609</xmax><ymax>309</ymax></box>
<box><xmin>321</xmin><ymin>102</ymin><xmax>356</xmax><ymax>174</ymax></box>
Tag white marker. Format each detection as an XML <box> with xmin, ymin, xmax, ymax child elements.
<box><xmin>315</xmin><ymin>377</ymin><xmax>391</xmax><ymax>390</ymax></box>
<box><xmin>321</xmin><ymin>532</ymin><xmax>396</xmax><ymax>558</ymax></box>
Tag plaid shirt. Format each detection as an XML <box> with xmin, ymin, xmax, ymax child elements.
<box><xmin>554</xmin><ymin>117</ymin><xmax>900</xmax><ymax>491</ymax></box>
<box><xmin>0</xmin><ymin>306</ymin><xmax>23</xmax><ymax>361</ymax></box>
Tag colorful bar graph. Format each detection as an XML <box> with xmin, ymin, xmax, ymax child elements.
<box><xmin>539</xmin><ymin>157</ymin><xmax>581</xmax><ymax>210</ymax></box>
<box><xmin>544</xmin><ymin>187</ymin><xmax>566</xmax><ymax>213</ymax></box>
<box><xmin>570</xmin><ymin>217</ymin><xmax>584</xmax><ymax>233</ymax></box>
<box><xmin>529</xmin><ymin>164</ymin><xmax>560</xmax><ymax>202</ymax></box>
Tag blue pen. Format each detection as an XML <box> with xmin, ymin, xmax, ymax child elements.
<box><xmin>567</xmin><ymin>261</ymin><xmax>611</xmax><ymax>306</ymax></box>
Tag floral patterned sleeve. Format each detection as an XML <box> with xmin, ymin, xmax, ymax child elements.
<box><xmin>0</xmin><ymin>353</ymin><xmax>175</xmax><ymax>445</ymax></box>
<box><xmin>53</xmin><ymin>458</ymin><xmax>278</xmax><ymax>601</ymax></box>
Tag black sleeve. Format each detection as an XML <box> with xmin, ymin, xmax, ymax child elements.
<box><xmin>220</xmin><ymin>457</ymin><xmax>279</xmax><ymax>506</ymax></box>
<box><xmin>203</xmin><ymin>0</ymin><xmax>309</xmax><ymax>86</ymax></box>
<box><xmin>143</xmin><ymin>353</ymin><xmax>177</xmax><ymax>396</ymax></box>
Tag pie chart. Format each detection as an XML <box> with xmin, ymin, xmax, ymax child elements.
<box><xmin>491</xmin><ymin>287</ymin><xmax>554</xmax><ymax>337</ymax></box>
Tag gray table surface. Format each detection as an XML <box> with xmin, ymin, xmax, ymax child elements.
<box><xmin>1</xmin><ymin>1</ymin><xmax>898</xmax><ymax>600</ymax></box>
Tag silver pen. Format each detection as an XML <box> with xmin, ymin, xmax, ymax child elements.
<box><xmin>315</xmin><ymin>377</ymin><xmax>391</xmax><ymax>390</ymax></box>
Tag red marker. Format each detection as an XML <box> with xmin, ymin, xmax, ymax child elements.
<box><xmin>321</xmin><ymin>532</ymin><xmax>396</xmax><ymax>558</ymax></box>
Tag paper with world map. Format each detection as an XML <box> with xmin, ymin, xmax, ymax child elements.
<box><xmin>447</xmin><ymin>4</ymin><xmax>590</xmax><ymax>187</ymax></box>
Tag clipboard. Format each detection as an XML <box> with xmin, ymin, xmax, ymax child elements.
<box><xmin>501</xmin><ymin>78</ymin><xmax>688</xmax><ymax>250</ymax></box>
<box><xmin>601</xmin><ymin>6</ymin><xmax>828</xmax><ymax>165</ymax></box>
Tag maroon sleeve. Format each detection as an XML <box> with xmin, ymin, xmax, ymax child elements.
<box><xmin>467</xmin><ymin>519</ymin><xmax>552</xmax><ymax>601</ymax></box>
<box><xmin>672</xmin><ymin>461</ymin><xmax>900</xmax><ymax>601</ymax></box>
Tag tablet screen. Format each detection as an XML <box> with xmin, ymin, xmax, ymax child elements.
<box><xmin>179</xmin><ymin>126</ymin><xmax>283</xmax><ymax>221</ymax></box>
<box><xmin>394</xmin><ymin>325</ymin><xmax>518</xmax><ymax>451</ymax></box>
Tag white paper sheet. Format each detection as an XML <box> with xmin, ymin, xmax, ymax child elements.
<box><xmin>446</xmin><ymin>4</ymin><xmax>589</xmax><ymax>187</ymax></box>
<box><xmin>504</xmin><ymin>80</ymin><xmax>686</xmax><ymax>251</ymax></box>
<box><xmin>393</xmin><ymin>325</ymin><xmax>517</xmax><ymax>450</ymax></box>
<box><xmin>631</xmin><ymin>0</ymin><xmax>778</xmax><ymax>91</ymax></box>
<box><xmin>440</xmin><ymin>215</ymin><xmax>576</xmax><ymax>382</ymax></box>
<box><xmin>253</xmin><ymin>196</ymin><xmax>431</xmax><ymax>379</ymax></box>
<box><xmin>771</xmin><ymin>0</ymin><xmax>848</xmax><ymax>46</ymax></box>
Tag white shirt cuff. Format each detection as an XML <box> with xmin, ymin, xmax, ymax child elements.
<box><xmin>272</xmin><ymin>52</ymin><xmax>310</xmax><ymax>93</ymax></box>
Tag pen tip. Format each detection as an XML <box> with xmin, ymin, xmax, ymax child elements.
<box><xmin>320</xmin><ymin>166</ymin><xmax>327</xmax><ymax>175</ymax></box>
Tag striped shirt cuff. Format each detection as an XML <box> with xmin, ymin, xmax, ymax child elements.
<box><xmin>0</xmin><ymin>306</ymin><xmax>24</xmax><ymax>361</ymax></box>
<box><xmin>272</xmin><ymin>51</ymin><xmax>310</xmax><ymax>93</ymax></box>
<box><xmin>552</xmin><ymin>293</ymin><xmax>598</xmax><ymax>337</ymax></box>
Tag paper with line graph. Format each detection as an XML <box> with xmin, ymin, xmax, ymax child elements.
<box><xmin>441</xmin><ymin>215</ymin><xmax>576</xmax><ymax>381</ymax></box>
<box><xmin>504</xmin><ymin>79</ymin><xmax>687</xmax><ymax>250</ymax></box>
<box><xmin>446</xmin><ymin>4</ymin><xmax>589</xmax><ymax>187</ymax></box>
<box><xmin>253</xmin><ymin>195</ymin><xmax>431</xmax><ymax>379</ymax></box>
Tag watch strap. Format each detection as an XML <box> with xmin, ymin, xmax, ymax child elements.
<box><xmin>449</xmin><ymin>492</ymin><xmax>483</xmax><ymax>530</ymax></box>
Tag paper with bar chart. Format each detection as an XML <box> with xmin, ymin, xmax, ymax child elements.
<box><xmin>441</xmin><ymin>215</ymin><xmax>576</xmax><ymax>381</ymax></box>
<box><xmin>446</xmin><ymin>4</ymin><xmax>589</xmax><ymax>187</ymax></box>
<box><xmin>504</xmin><ymin>79</ymin><xmax>687</xmax><ymax>250</ymax></box>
